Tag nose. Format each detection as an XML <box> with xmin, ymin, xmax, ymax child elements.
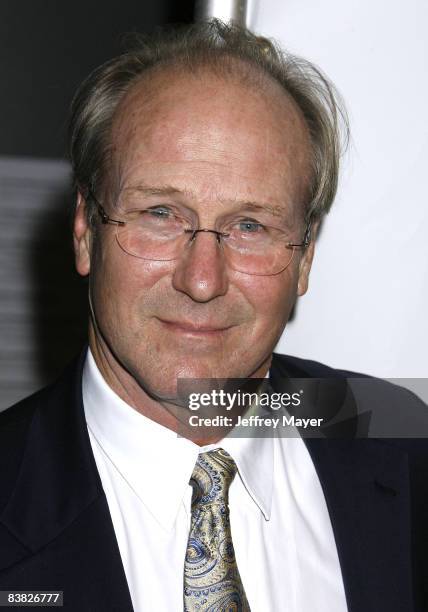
<box><xmin>172</xmin><ymin>230</ymin><xmax>229</xmax><ymax>302</ymax></box>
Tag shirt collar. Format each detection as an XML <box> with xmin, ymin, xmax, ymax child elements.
<box><xmin>215</xmin><ymin>434</ymin><xmax>273</xmax><ymax>520</ymax></box>
<box><xmin>82</xmin><ymin>349</ymin><xmax>274</xmax><ymax>529</ymax></box>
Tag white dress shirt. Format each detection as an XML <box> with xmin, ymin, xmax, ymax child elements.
<box><xmin>83</xmin><ymin>349</ymin><xmax>348</xmax><ymax>612</ymax></box>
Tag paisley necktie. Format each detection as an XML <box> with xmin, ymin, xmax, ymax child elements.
<box><xmin>184</xmin><ymin>448</ymin><xmax>251</xmax><ymax>611</ymax></box>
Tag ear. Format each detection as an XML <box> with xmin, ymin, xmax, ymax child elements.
<box><xmin>297</xmin><ymin>221</ymin><xmax>319</xmax><ymax>296</ymax></box>
<box><xmin>73</xmin><ymin>191</ymin><xmax>92</xmax><ymax>277</ymax></box>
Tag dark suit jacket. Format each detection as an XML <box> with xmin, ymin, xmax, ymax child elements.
<box><xmin>0</xmin><ymin>350</ymin><xmax>427</xmax><ymax>611</ymax></box>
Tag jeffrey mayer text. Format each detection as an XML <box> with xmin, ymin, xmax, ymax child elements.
<box><xmin>188</xmin><ymin>414</ymin><xmax>324</xmax><ymax>429</ymax></box>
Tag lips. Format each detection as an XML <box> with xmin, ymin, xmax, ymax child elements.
<box><xmin>157</xmin><ymin>318</ymin><xmax>233</xmax><ymax>333</ymax></box>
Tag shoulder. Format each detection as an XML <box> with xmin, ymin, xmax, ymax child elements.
<box><xmin>0</xmin><ymin>352</ymin><xmax>86</xmax><ymax>510</ymax></box>
<box><xmin>1</xmin><ymin>385</ymin><xmax>51</xmax><ymax>428</ymax></box>
<box><xmin>0</xmin><ymin>387</ymin><xmax>49</xmax><ymax>513</ymax></box>
<box><xmin>1</xmin><ymin>347</ymin><xmax>87</xmax><ymax>423</ymax></box>
<box><xmin>272</xmin><ymin>351</ymin><xmax>428</xmax><ymax>457</ymax></box>
<box><xmin>272</xmin><ymin>352</ymin><xmax>425</xmax><ymax>406</ymax></box>
<box><xmin>0</xmin><ymin>383</ymin><xmax>56</xmax><ymax>455</ymax></box>
<box><xmin>0</xmin><ymin>356</ymin><xmax>79</xmax><ymax>430</ymax></box>
<box><xmin>272</xmin><ymin>352</ymin><xmax>367</xmax><ymax>378</ymax></box>
<box><xmin>273</xmin><ymin>354</ymin><xmax>428</xmax><ymax>510</ymax></box>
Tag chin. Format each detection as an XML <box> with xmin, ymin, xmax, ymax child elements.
<box><xmin>137</xmin><ymin>353</ymin><xmax>260</xmax><ymax>401</ymax></box>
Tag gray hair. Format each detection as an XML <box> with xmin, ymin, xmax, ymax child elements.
<box><xmin>68</xmin><ymin>19</ymin><xmax>348</xmax><ymax>226</ymax></box>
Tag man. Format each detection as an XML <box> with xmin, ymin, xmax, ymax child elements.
<box><xmin>0</xmin><ymin>20</ymin><xmax>427</xmax><ymax>612</ymax></box>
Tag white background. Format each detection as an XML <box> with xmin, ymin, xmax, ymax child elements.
<box><xmin>248</xmin><ymin>0</ymin><xmax>428</xmax><ymax>378</ymax></box>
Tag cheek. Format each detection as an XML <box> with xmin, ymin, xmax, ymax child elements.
<box><xmin>90</xmin><ymin>234</ymin><xmax>171</xmax><ymax>319</ymax></box>
<box><xmin>237</xmin><ymin>269</ymin><xmax>299</xmax><ymax>332</ymax></box>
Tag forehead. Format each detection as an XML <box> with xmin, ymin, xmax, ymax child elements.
<box><xmin>109</xmin><ymin>66</ymin><xmax>311</xmax><ymax>215</ymax></box>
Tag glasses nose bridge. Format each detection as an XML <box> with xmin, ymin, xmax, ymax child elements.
<box><xmin>186</xmin><ymin>228</ymin><xmax>226</xmax><ymax>245</ymax></box>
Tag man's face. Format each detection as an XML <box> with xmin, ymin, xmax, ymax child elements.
<box><xmin>74</xmin><ymin>68</ymin><xmax>316</xmax><ymax>399</ymax></box>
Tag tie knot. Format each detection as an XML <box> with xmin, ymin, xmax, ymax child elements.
<box><xmin>190</xmin><ymin>448</ymin><xmax>237</xmax><ymax>508</ymax></box>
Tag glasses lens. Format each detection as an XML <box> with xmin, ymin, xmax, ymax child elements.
<box><xmin>224</xmin><ymin>243</ymin><xmax>295</xmax><ymax>275</ymax></box>
<box><xmin>116</xmin><ymin>210</ymin><xmax>188</xmax><ymax>260</ymax></box>
<box><xmin>222</xmin><ymin>223</ymin><xmax>296</xmax><ymax>275</ymax></box>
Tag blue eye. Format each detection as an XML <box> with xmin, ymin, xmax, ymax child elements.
<box><xmin>147</xmin><ymin>206</ymin><xmax>172</xmax><ymax>218</ymax></box>
<box><xmin>238</xmin><ymin>220</ymin><xmax>264</xmax><ymax>233</ymax></box>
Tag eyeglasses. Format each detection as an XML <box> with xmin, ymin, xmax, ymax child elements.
<box><xmin>89</xmin><ymin>191</ymin><xmax>312</xmax><ymax>276</ymax></box>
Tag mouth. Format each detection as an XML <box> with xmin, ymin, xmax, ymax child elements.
<box><xmin>157</xmin><ymin>318</ymin><xmax>234</xmax><ymax>336</ymax></box>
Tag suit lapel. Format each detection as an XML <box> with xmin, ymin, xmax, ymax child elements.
<box><xmin>0</xmin><ymin>351</ymin><xmax>134</xmax><ymax>612</ymax></box>
<box><xmin>270</xmin><ymin>353</ymin><xmax>414</xmax><ymax>612</ymax></box>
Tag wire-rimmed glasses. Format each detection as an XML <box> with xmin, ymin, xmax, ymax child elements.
<box><xmin>89</xmin><ymin>191</ymin><xmax>312</xmax><ymax>276</ymax></box>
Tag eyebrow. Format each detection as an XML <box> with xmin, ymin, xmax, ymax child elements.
<box><xmin>236</xmin><ymin>201</ymin><xmax>286</xmax><ymax>219</ymax></box>
<box><xmin>122</xmin><ymin>184</ymin><xmax>287</xmax><ymax>218</ymax></box>
<box><xmin>123</xmin><ymin>185</ymin><xmax>183</xmax><ymax>197</ymax></box>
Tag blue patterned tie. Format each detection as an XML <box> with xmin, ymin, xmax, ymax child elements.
<box><xmin>184</xmin><ymin>448</ymin><xmax>251</xmax><ymax>611</ymax></box>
